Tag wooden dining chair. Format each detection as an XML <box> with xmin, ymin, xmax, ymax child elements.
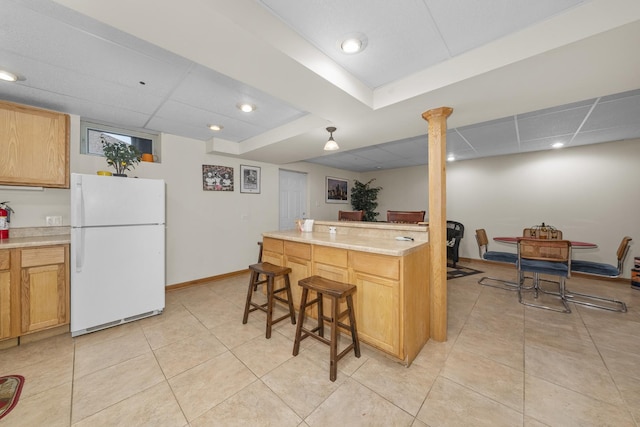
<box><xmin>338</xmin><ymin>210</ymin><xmax>364</xmax><ymax>221</ymax></box>
<box><xmin>517</xmin><ymin>237</ymin><xmax>572</xmax><ymax>313</ymax></box>
<box><xmin>386</xmin><ymin>210</ymin><xmax>425</xmax><ymax>223</ymax></box>
<box><xmin>475</xmin><ymin>228</ymin><xmax>518</xmax><ymax>290</ymax></box>
<box><xmin>565</xmin><ymin>236</ymin><xmax>631</xmax><ymax>312</ymax></box>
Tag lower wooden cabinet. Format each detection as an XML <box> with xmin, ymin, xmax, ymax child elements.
<box><xmin>0</xmin><ymin>244</ymin><xmax>69</xmax><ymax>342</ymax></box>
<box><xmin>20</xmin><ymin>245</ymin><xmax>69</xmax><ymax>334</ymax></box>
<box><xmin>0</xmin><ymin>250</ymin><xmax>12</xmax><ymax>339</ymax></box>
<box><xmin>350</xmin><ymin>251</ymin><xmax>401</xmax><ymax>356</ymax></box>
<box><xmin>283</xmin><ymin>241</ymin><xmax>311</xmax><ymax>310</ymax></box>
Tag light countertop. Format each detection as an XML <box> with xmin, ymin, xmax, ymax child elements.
<box><xmin>263</xmin><ymin>229</ymin><xmax>428</xmax><ymax>256</ymax></box>
<box><xmin>0</xmin><ymin>226</ymin><xmax>70</xmax><ymax>249</ymax></box>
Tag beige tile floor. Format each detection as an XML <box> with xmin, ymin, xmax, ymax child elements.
<box><xmin>1</xmin><ymin>261</ymin><xmax>640</xmax><ymax>426</ymax></box>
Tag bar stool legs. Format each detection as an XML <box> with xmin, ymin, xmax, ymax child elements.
<box><xmin>243</xmin><ymin>262</ymin><xmax>296</xmax><ymax>338</ymax></box>
<box><xmin>293</xmin><ymin>275</ymin><xmax>360</xmax><ymax>382</ymax></box>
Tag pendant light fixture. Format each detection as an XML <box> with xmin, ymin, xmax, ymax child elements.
<box><xmin>324</xmin><ymin>126</ymin><xmax>339</xmax><ymax>151</ymax></box>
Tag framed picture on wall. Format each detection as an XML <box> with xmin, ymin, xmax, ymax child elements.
<box><xmin>240</xmin><ymin>165</ymin><xmax>261</xmax><ymax>193</ymax></box>
<box><xmin>326</xmin><ymin>176</ymin><xmax>349</xmax><ymax>204</ymax></box>
<box><xmin>202</xmin><ymin>164</ymin><xmax>234</xmax><ymax>191</ymax></box>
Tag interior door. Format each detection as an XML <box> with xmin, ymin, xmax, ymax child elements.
<box><xmin>279</xmin><ymin>169</ymin><xmax>307</xmax><ymax>230</ymax></box>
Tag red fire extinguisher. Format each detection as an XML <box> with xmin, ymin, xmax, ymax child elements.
<box><xmin>0</xmin><ymin>201</ymin><xmax>14</xmax><ymax>240</ymax></box>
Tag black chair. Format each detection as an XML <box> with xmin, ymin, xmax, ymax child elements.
<box><xmin>475</xmin><ymin>228</ymin><xmax>518</xmax><ymax>290</ymax></box>
<box><xmin>446</xmin><ymin>221</ymin><xmax>464</xmax><ymax>267</ymax></box>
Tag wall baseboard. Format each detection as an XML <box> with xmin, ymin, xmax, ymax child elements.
<box><xmin>166</xmin><ymin>269</ymin><xmax>249</xmax><ymax>291</ymax></box>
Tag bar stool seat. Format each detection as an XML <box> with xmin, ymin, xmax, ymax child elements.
<box><xmin>292</xmin><ymin>275</ymin><xmax>360</xmax><ymax>381</ymax></box>
<box><xmin>243</xmin><ymin>262</ymin><xmax>296</xmax><ymax>338</ymax></box>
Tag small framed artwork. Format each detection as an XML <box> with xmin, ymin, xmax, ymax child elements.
<box><xmin>326</xmin><ymin>176</ymin><xmax>349</xmax><ymax>204</ymax></box>
<box><xmin>203</xmin><ymin>165</ymin><xmax>234</xmax><ymax>191</ymax></box>
<box><xmin>240</xmin><ymin>165</ymin><xmax>261</xmax><ymax>194</ymax></box>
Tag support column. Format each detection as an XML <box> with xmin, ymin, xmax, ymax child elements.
<box><xmin>422</xmin><ymin>106</ymin><xmax>453</xmax><ymax>342</ymax></box>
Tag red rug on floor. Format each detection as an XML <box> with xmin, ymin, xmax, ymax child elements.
<box><xmin>0</xmin><ymin>375</ymin><xmax>24</xmax><ymax>420</ymax></box>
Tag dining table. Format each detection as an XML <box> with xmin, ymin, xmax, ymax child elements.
<box><xmin>493</xmin><ymin>236</ymin><xmax>598</xmax><ymax>249</ymax></box>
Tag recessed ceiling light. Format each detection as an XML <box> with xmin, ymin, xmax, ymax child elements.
<box><xmin>341</xmin><ymin>38</ymin><xmax>362</xmax><ymax>53</ymax></box>
<box><xmin>551</xmin><ymin>142</ymin><xmax>564</xmax><ymax>149</ymax></box>
<box><xmin>447</xmin><ymin>154</ymin><xmax>455</xmax><ymax>162</ymax></box>
<box><xmin>0</xmin><ymin>69</ymin><xmax>18</xmax><ymax>82</ymax></box>
<box><xmin>338</xmin><ymin>33</ymin><xmax>368</xmax><ymax>54</ymax></box>
<box><xmin>208</xmin><ymin>124</ymin><xmax>223</xmax><ymax>131</ymax></box>
<box><xmin>237</xmin><ymin>103</ymin><xmax>256</xmax><ymax>113</ymax></box>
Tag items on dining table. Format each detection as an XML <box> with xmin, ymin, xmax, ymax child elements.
<box><xmin>524</xmin><ymin>222</ymin><xmax>561</xmax><ymax>239</ymax></box>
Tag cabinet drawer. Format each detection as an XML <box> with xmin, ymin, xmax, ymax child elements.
<box><xmin>284</xmin><ymin>241</ymin><xmax>311</xmax><ymax>260</ymax></box>
<box><xmin>21</xmin><ymin>246</ymin><xmax>65</xmax><ymax>268</ymax></box>
<box><xmin>263</xmin><ymin>238</ymin><xmax>283</xmax><ymax>254</ymax></box>
<box><xmin>314</xmin><ymin>246</ymin><xmax>348</xmax><ymax>268</ymax></box>
<box><xmin>0</xmin><ymin>250</ymin><xmax>9</xmax><ymax>270</ymax></box>
<box><xmin>350</xmin><ymin>251</ymin><xmax>400</xmax><ymax>280</ymax></box>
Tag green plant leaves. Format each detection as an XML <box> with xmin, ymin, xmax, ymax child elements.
<box><xmin>350</xmin><ymin>179</ymin><xmax>382</xmax><ymax>222</ymax></box>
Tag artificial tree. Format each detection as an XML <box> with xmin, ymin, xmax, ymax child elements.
<box><xmin>350</xmin><ymin>178</ymin><xmax>382</xmax><ymax>221</ymax></box>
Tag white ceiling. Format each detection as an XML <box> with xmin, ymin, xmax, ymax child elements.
<box><xmin>1</xmin><ymin>0</ymin><xmax>639</xmax><ymax>172</ymax></box>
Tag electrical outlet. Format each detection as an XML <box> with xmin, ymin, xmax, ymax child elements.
<box><xmin>46</xmin><ymin>215</ymin><xmax>62</xmax><ymax>226</ymax></box>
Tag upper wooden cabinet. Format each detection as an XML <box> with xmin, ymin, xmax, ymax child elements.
<box><xmin>0</xmin><ymin>100</ymin><xmax>70</xmax><ymax>188</ymax></box>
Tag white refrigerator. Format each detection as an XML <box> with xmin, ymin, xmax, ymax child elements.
<box><xmin>70</xmin><ymin>173</ymin><xmax>165</xmax><ymax>337</ymax></box>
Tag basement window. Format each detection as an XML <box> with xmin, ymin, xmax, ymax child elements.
<box><xmin>80</xmin><ymin>121</ymin><xmax>159</xmax><ymax>160</ymax></box>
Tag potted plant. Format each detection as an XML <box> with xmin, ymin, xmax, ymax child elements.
<box><xmin>101</xmin><ymin>136</ymin><xmax>141</xmax><ymax>177</ymax></box>
<box><xmin>350</xmin><ymin>178</ymin><xmax>382</xmax><ymax>221</ymax></box>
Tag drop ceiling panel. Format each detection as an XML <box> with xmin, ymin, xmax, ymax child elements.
<box><xmin>348</xmin><ymin>147</ymin><xmax>399</xmax><ymax>162</ymax></box>
<box><xmin>520</xmin><ymin>134</ymin><xmax>573</xmax><ymax>151</ymax></box>
<box><xmin>457</xmin><ymin>117</ymin><xmax>518</xmax><ymax>151</ymax></box>
<box><xmin>517</xmin><ymin>98</ymin><xmax>595</xmax><ymax>118</ymax></box>
<box><xmin>572</xmin><ymin>126</ymin><xmax>640</xmax><ymax>145</ymax></box>
<box><xmin>2</xmin><ymin>2</ymin><xmax>191</xmax><ymax>93</ymax></box>
<box><xmin>426</xmin><ymin>0</ymin><xmax>586</xmax><ymax>56</ymax></box>
<box><xmin>61</xmin><ymin>97</ymin><xmax>153</xmax><ymax>130</ymax></box>
<box><xmin>517</xmin><ymin>105</ymin><xmax>590</xmax><ymax>141</ymax></box>
<box><xmin>171</xmin><ymin>65</ymin><xmax>306</xmax><ymax>132</ymax></box>
<box><xmin>385</xmin><ymin>139</ymin><xmax>428</xmax><ymax>159</ymax></box>
<box><xmin>151</xmin><ymin>100</ymin><xmax>265</xmax><ymax>142</ymax></box>
<box><xmin>581</xmin><ymin>94</ymin><xmax>640</xmax><ymax>131</ymax></box>
<box><xmin>8</xmin><ymin>59</ymin><xmax>165</xmax><ymax>116</ymax></box>
<box><xmin>447</xmin><ymin>132</ymin><xmax>474</xmax><ymax>153</ymax></box>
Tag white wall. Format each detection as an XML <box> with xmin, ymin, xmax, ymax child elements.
<box><xmin>361</xmin><ymin>168</ymin><xmax>428</xmax><ymax>220</ymax></box>
<box><xmin>0</xmin><ymin>114</ymin><xmax>359</xmax><ymax>286</ymax></box>
<box><xmin>363</xmin><ymin>139</ymin><xmax>640</xmax><ymax>278</ymax></box>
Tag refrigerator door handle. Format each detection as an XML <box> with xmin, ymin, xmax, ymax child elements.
<box><xmin>74</xmin><ymin>176</ymin><xmax>83</xmax><ymax>227</ymax></box>
<box><xmin>75</xmin><ymin>228</ymin><xmax>85</xmax><ymax>273</ymax></box>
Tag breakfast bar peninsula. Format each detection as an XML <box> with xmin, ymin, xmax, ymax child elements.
<box><xmin>262</xmin><ymin>220</ymin><xmax>430</xmax><ymax>365</ymax></box>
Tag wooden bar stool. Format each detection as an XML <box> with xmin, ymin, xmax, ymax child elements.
<box><xmin>243</xmin><ymin>262</ymin><xmax>296</xmax><ymax>338</ymax></box>
<box><xmin>292</xmin><ymin>275</ymin><xmax>360</xmax><ymax>381</ymax></box>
